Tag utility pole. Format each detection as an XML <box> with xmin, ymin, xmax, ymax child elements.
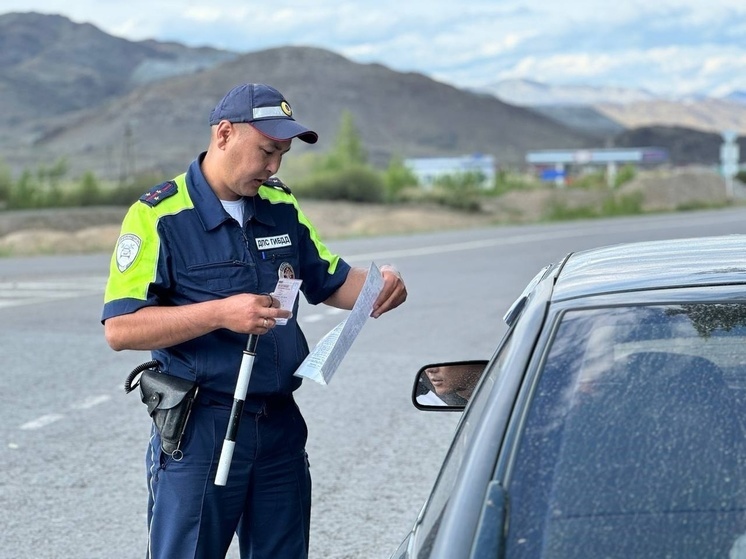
<box><xmin>720</xmin><ymin>130</ymin><xmax>740</xmax><ymax>200</ymax></box>
<box><xmin>119</xmin><ymin>123</ymin><xmax>135</xmax><ymax>186</ymax></box>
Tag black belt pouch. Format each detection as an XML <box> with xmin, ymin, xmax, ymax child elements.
<box><xmin>124</xmin><ymin>361</ymin><xmax>199</xmax><ymax>459</ymax></box>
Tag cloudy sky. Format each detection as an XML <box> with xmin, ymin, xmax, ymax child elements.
<box><xmin>3</xmin><ymin>0</ymin><xmax>746</xmax><ymax>98</ymax></box>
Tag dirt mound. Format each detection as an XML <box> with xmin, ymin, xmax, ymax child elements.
<box><xmin>618</xmin><ymin>167</ymin><xmax>731</xmax><ymax>211</ymax></box>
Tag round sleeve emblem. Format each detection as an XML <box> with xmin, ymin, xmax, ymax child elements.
<box><xmin>116</xmin><ymin>233</ymin><xmax>142</xmax><ymax>272</ymax></box>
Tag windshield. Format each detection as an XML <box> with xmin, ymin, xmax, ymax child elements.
<box><xmin>505</xmin><ymin>303</ymin><xmax>746</xmax><ymax>558</ymax></box>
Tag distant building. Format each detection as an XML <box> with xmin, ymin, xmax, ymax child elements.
<box><xmin>526</xmin><ymin>147</ymin><xmax>668</xmax><ymax>187</ymax></box>
<box><xmin>404</xmin><ymin>154</ymin><xmax>496</xmax><ymax>189</ymax></box>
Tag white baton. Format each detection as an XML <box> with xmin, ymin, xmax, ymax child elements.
<box><xmin>215</xmin><ymin>334</ymin><xmax>259</xmax><ymax>486</ymax></box>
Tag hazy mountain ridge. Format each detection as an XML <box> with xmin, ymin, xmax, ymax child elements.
<box><xmin>726</xmin><ymin>91</ymin><xmax>746</xmax><ymax>104</ymax></box>
<box><xmin>485</xmin><ymin>78</ymin><xmax>746</xmax><ymax>138</ymax></box>
<box><xmin>0</xmin><ymin>12</ymin><xmax>236</xmax><ymax>127</ymax></box>
<box><xmin>0</xmin><ymin>12</ymin><xmax>597</xmax><ymax>179</ymax></box>
<box><xmin>481</xmin><ymin>78</ymin><xmax>661</xmax><ymax>106</ymax></box>
<box><xmin>595</xmin><ymin>98</ymin><xmax>746</xmax><ymax>138</ymax></box>
<box><xmin>20</xmin><ymin>47</ymin><xmax>601</xmax><ymax>179</ymax></box>
<box><xmin>0</xmin><ymin>12</ymin><xmax>742</xmax><ymax>181</ymax></box>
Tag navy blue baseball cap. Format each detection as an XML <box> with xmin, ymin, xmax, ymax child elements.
<box><xmin>208</xmin><ymin>83</ymin><xmax>318</xmax><ymax>144</ymax></box>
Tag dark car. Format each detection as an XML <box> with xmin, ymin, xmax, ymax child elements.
<box><xmin>392</xmin><ymin>234</ymin><xmax>746</xmax><ymax>559</ymax></box>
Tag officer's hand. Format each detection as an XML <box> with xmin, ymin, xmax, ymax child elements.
<box><xmin>372</xmin><ymin>265</ymin><xmax>407</xmax><ymax>318</ymax></box>
<box><xmin>220</xmin><ymin>293</ymin><xmax>292</xmax><ymax>334</ymax></box>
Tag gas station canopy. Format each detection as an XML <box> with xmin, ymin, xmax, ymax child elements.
<box><xmin>526</xmin><ymin>147</ymin><xmax>669</xmax><ymax>165</ymax></box>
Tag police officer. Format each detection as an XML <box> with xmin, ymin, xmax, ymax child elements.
<box><xmin>102</xmin><ymin>83</ymin><xmax>407</xmax><ymax>559</ymax></box>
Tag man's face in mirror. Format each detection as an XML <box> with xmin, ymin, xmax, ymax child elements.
<box><xmin>424</xmin><ymin>364</ymin><xmax>483</xmax><ymax>400</ymax></box>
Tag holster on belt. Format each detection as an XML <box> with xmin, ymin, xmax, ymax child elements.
<box><xmin>124</xmin><ymin>361</ymin><xmax>199</xmax><ymax>459</ymax></box>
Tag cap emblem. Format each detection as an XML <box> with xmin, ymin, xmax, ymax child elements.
<box><xmin>280</xmin><ymin>101</ymin><xmax>292</xmax><ymax>117</ymax></box>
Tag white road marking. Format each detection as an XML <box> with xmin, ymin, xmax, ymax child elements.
<box><xmin>70</xmin><ymin>394</ymin><xmax>111</xmax><ymax>410</ymax></box>
<box><xmin>17</xmin><ymin>394</ymin><xmax>112</xmax><ymax>432</ymax></box>
<box><xmin>0</xmin><ymin>298</ymin><xmax>38</xmax><ymax>308</ymax></box>
<box><xmin>342</xmin><ymin>212</ymin><xmax>746</xmax><ymax>263</ymax></box>
<box><xmin>19</xmin><ymin>414</ymin><xmax>65</xmax><ymax>430</ymax></box>
<box><xmin>0</xmin><ymin>276</ymin><xmax>107</xmax><ymax>308</ymax></box>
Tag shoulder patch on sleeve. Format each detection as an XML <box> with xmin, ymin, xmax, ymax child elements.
<box><xmin>139</xmin><ymin>180</ymin><xmax>178</xmax><ymax>207</ymax></box>
<box><xmin>262</xmin><ymin>177</ymin><xmax>291</xmax><ymax>194</ymax></box>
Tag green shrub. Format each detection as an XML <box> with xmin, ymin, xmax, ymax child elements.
<box><xmin>430</xmin><ymin>172</ymin><xmax>484</xmax><ymax>212</ymax></box>
<box><xmin>65</xmin><ymin>172</ymin><xmax>102</xmax><ymax>206</ymax></box>
<box><xmin>602</xmin><ymin>192</ymin><xmax>644</xmax><ymax>215</ymax></box>
<box><xmin>543</xmin><ymin>201</ymin><xmax>598</xmax><ymax>221</ymax></box>
<box><xmin>569</xmin><ymin>170</ymin><xmax>607</xmax><ymax>190</ymax></box>
<box><xmin>98</xmin><ymin>172</ymin><xmax>169</xmax><ymax>206</ymax></box>
<box><xmin>0</xmin><ymin>160</ymin><xmax>12</xmax><ymax>205</ymax></box>
<box><xmin>7</xmin><ymin>170</ymin><xmax>41</xmax><ymax>209</ymax></box>
<box><xmin>430</xmin><ymin>188</ymin><xmax>482</xmax><ymax>212</ymax></box>
<box><xmin>544</xmin><ymin>191</ymin><xmax>644</xmax><ymax>221</ymax></box>
<box><xmin>492</xmin><ymin>169</ymin><xmax>542</xmax><ymax>195</ymax></box>
<box><xmin>314</xmin><ymin>110</ymin><xmax>368</xmax><ymax>173</ymax></box>
<box><xmin>383</xmin><ymin>156</ymin><xmax>418</xmax><ymax>202</ymax></box>
<box><xmin>294</xmin><ymin>165</ymin><xmax>385</xmax><ymax>203</ymax></box>
<box><xmin>385</xmin><ymin>171</ymin><xmax>486</xmax><ymax>212</ymax></box>
<box><xmin>676</xmin><ymin>199</ymin><xmax>729</xmax><ymax>211</ymax></box>
<box><xmin>614</xmin><ymin>164</ymin><xmax>637</xmax><ymax>188</ymax></box>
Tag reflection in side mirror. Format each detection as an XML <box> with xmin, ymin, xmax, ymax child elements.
<box><xmin>412</xmin><ymin>360</ymin><xmax>489</xmax><ymax>411</ymax></box>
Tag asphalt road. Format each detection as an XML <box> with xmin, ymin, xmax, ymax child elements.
<box><xmin>2</xmin><ymin>207</ymin><xmax>745</xmax><ymax>559</ymax></box>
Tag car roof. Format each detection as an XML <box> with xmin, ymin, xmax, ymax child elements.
<box><xmin>551</xmin><ymin>234</ymin><xmax>746</xmax><ymax>302</ymax></box>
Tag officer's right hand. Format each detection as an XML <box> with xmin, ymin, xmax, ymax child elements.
<box><xmin>219</xmin><ymin>293</ymin><xmax>292</xmax><ymax>335</ymax></box>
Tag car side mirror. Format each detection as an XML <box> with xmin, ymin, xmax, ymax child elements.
<box><xmin>412</xmin><ymin>360</ymin><xmax>489</xmax><ymax>411</ymax></box>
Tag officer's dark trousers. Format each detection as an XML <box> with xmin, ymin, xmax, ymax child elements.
<box><xmin>145</xmin><ymin>396</ymin><xmax>311</xmax><ymax>559</ymax></box>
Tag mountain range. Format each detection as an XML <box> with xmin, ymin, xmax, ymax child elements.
<box><xmin>1</xmin><ymin>12</ymin><xmax>744</xmax><ymax>182</ymax></box>
<box><xmin>484</xmin><ymin>79</ymin><xmax>746</xmax><ymax>139</ymax></box>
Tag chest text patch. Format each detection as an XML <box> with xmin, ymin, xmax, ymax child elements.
<box><xmin>256</xmin><ymin>234</ymin><xmax>292</xmax><ymax>251</ymax></box>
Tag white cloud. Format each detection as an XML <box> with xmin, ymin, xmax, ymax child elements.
<box><xmin>493</xmin><ymin>44</ymin><xmax>746</xmax><ymax>98</ymax></box>
<box><xmin>182</xmin><ymin>6</ymin><xmax>224</xmax><ymax>23</ymax></box>
<box><xmin>2</xmin><ymin>0</ymin><xmax>746</xmax><ymax>96</ymax></box>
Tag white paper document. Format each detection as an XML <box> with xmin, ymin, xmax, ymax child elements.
<box><xmin>273</xmin><ymin>278</ymin><xmax>302</xmax><ymax>325</ymax></box>
<box><xmin>294</xmin><ymin>262</ymin><xmax>384</xmax><ymax>385</ymax></box>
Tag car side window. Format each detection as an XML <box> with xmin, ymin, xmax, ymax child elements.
<box><xmin>505</xmin><ymin>304</ymin><xmax>746</xmax><ymax>559</ymax></box>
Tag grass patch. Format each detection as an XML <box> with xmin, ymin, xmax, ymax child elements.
<box><xmin>544</xmin><ymin>192</ymin><xmax>644</xmax><ymax>221</ymax></box>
